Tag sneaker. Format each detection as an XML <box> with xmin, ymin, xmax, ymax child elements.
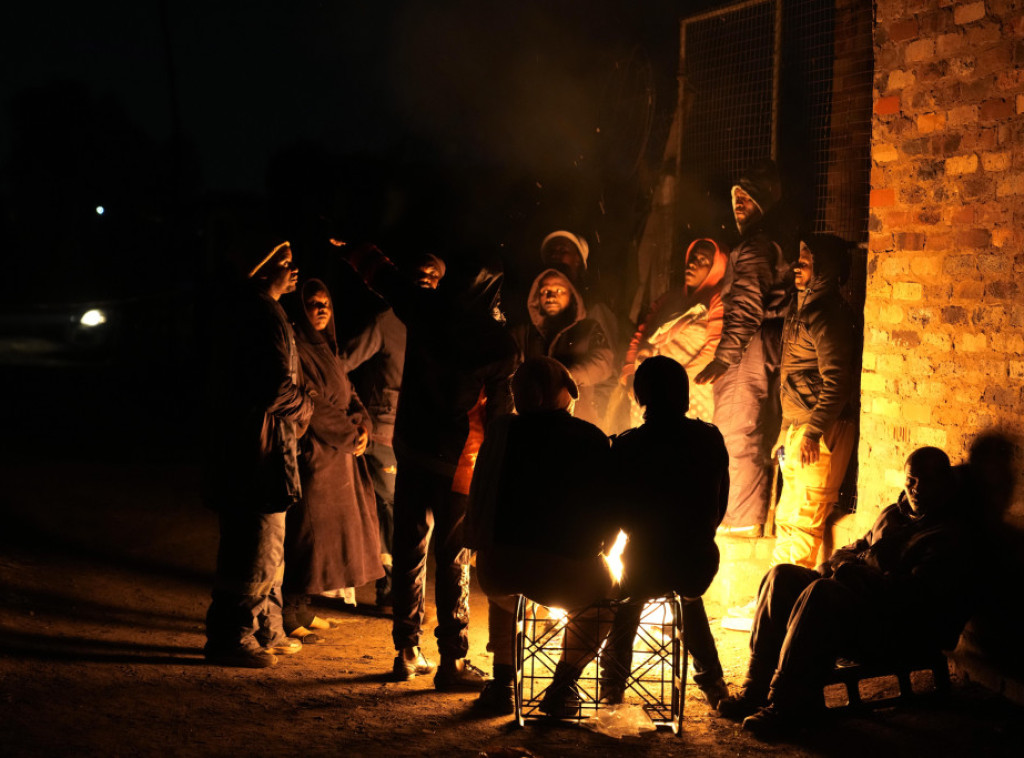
<box><xmin>722</xmin><ymin>600</ymin><xmax>756</xmax><ymax>632</ymax></box>
<box><xmin>434</xmin><ymin>658</ymin><xmax>489</xmax><ymax>692</ymax></box>
<box><xmin>699</xmin><ymin>677</ymin><xmax>730</xmax><ymax>709</ymax></box>
<box><xmin>475</xmin><ymin>679</ymin><xmax>515</xmax><ymax>715</ymax></box>
<box><xmin>288</xmin><ymin>626</ymin><xmax>326</xmax><ymax>645</ymax></box>
<box><xmin>717</xmin><ymin>693</ymin><xmax>766</xmax><ymax>722</ymax></box>
<box><xmin>264</xmin><ymin>636</ymin><xmax>303</xmax><ymax>655</ymax></box>
<box><xmin>205</xmin><ymin>646</ymin><xmax>278</xmax><ymax>669</ymax></box>
<box><xmin>598</xmin><ymin>681</ymin><xmax>626</xmax><ymax>705</ymax></box>
<box><xmin>307</xmin><ymin>616</ymin><xmax>345</xmax><ymax>630</ymax></box>
<box><xmin>392</xmin><ymin>646</ymin><xmax>435</xmax><ymax>681</ymax></box>
<box><xmin>742</xmin><ymin>704</ymin><xmax>800</xmax><ymax>740</ymax></box>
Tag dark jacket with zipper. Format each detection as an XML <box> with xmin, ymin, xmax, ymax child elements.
<box><xmin>203</xmin><ymin>282</ymin><xmax>313</xmax><ymax>513</ymax></box>
<box><xmin>510</xmin><ymin>269</ymin><xmax>614</xmax><ymax>426</ymax></box>
<box><xmin>779</xmin><ymin>275</ymin><xmax>857</xmax><ymax>443</ymax></box>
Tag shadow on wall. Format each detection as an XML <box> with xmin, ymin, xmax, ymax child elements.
<box><xmin>958</xmin><ymin>430</ymin><xmax>1024</xmax><ymax>681</ymax></box>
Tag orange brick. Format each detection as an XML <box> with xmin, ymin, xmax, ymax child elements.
<box><xmin>871</xmin><ymin>188</ymin><xmax>896</xmax><ymax>207</ymax></box>
<box><xmin>889</xmin><ymin>18</ymin><xmax>919</xmax><ymax>42</ymax></box>
<box><xmin>875</xmin><ymin>95</ymin><xmax>901</xmax><ymax>115</ymax></box>
<box><xmin>951</xmin><ymin>206</ymin><xmax>976</xmax><ymax>223</ymax></box>
<box><xmin>981</xmin><ymin>99</ymin><xmax>1015</xmax><ymax>121</ymax></box>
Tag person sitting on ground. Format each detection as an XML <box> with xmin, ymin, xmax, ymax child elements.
<box><xmin>602</xmin><ymin>356</ymin><xmax>730</xmax><ymax>709</ymax></box>
<box><xmin>281</xmin><ymin>279</ymin><xmax>382</xmax><ymax>643</ymax></box>
<box><xmin>510</xmin><ymin>268</ymin><xmax>615</xmax><ymax>428</ymax></box>
<box><xmin>717</xmin><ymin>446</ymin><xmax>979</xmax><ymax>740</ymax></box>
<box><xmin>466</xmin><ymin>357</ymin><xmax>617</xmax><ymax>716</ymax></box>
<box><xmin>620</xmin><ymin>238</ymin><xmax>728</xmax><ymax>424</ymax></box>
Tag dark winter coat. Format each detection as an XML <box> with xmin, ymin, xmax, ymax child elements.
<box><xmin>346</xmin><ymin>308</ymin><xmax>406</xmax><ymax>448</ymax></box>
<box><xmin>466</xmin><ymin>410</ymin><xmax>615</xmax><ymax>559</ymax></box>
<box><xmin>510</xmin><ymin>269</ymin><xmax>614</xmax><ymax>426</ymax></box>
<box><xmin>203</xmin><ymin>282</ymin><xmax>313</xmax><ymax>513</ymax></box>
<box><xmin>285</xmin><ymin>279</ymin><xmax>383</xmax><ymax>593</ymax></box>
<box><xmin>823</xmin><ymin>495</ymin><xmax>978</xmax><ymax>653</ymax></box>
<box><xmin>609</xmin><ymin>415</ymin><xmax>729</xmax><ymax>598</ymax></box>
<box><xmin>345</xmin><ymin>248</ymin><xmax>517</xmax><ymax>478</ymax></box>
<box><xmin>779</xmin><ymin>275</ymin><xmax>857</xmax><ymax>443</ymax></box>
<box><xmin>714</xmin><ymin>227</ymin><xmax>789</xmax><ymax>366</ymax></box>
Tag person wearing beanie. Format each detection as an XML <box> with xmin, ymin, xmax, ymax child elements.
<box><xmin>601</xmin><ymin>356</ymin><xmax>731</xmax><ymax>710</ymax></box>
<box><xmin>540</xmin><ymin>230</ymin><xmax>621</xmax><ymax>398</ymax></box>
<box><xmin>203</xmin><ymin>239</ymin><xmax>314</xmax><ymax>668</ymax></box>
<box><xmin>465</xmin><ymin>357</ymin><xmax>617</xmax><ymax>715</ymax></box>
<box><xmin>695</xmin><ymin>159</ymin><xmax>790</xmax><ymax>536</ymax></box>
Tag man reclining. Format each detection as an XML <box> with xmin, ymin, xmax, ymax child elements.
<box><xmin>718</xmin><ymin>446</ymin><xmax>978</xmax><ymax>739</ymax></box>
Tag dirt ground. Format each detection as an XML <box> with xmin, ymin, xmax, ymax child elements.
<box><xmin>2</xmin><ymin>452</ymin><xmax>1024</xmax><ymax>758</ymax></box>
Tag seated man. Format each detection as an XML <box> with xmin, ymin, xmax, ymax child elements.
<box><xmin>718</xmin><ymin>446</ymin><xmax>978</xmax><ymax>739</ymax></box>
<box><xmin>466</xmin><ymin>357</ymin><xmax>617</xmax><ymax>715</ymax></box>
<box><xmin>603</xmin><ymin>356</ymin><xmax>730</xmax><ymax>708</ymax></box>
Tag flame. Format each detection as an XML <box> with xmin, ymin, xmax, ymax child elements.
<box><xmin>603</xmin><ymin>530</ymin><xmax>629</xmax><ymax>583</ymax></box>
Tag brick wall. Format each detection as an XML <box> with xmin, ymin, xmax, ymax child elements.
<box><xmin>859</xmin><ymin>0</ymin><xmax>1024</xmax><ymax>546</ymax></box>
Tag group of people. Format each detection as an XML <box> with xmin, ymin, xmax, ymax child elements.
<box><xmin>199</xmin><ymin>159</ymin><xmax>982</xmax><ymax>742</ymax></box>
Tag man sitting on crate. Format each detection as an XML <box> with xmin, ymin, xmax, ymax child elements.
<box><xmin>602</xmin><ymin>356</ymin><xmax>731</xmax><ymax>709</ymax></box>
<box><xmin>718</xmin><ymin>446</ymin><xmax>978</xmax><ymax>740</ymax></box>
<box><xmin>466</xmin><ymin>357</ymin><xmax>618</xmax><ymax>716</ymax></box>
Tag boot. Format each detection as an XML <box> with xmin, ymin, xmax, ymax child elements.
<box><xmin>540</xmin><ymin>661</ymin><xmax>583</xmax><ymax>719</ymax></box>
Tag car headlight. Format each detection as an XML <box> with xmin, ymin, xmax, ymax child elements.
<box><xmin>80</xmin><ymin>308</ymin><xmax>108</xmax><ymax>327</ymax></box>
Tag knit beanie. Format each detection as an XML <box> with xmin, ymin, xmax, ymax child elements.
<box><xmin>540</xmin><ymin>230</ymin><xmax>589</xmax><ymax>269</ymax></box>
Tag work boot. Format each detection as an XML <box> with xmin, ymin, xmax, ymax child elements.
<box><xmin>475</xmin><ymin>680</ymin><xmax>515</xmax><ymax>714</ymax></box>
<box><xmin>392</xmin><ymin>646</ymin><xmax>436</xmax><ymax>681</ymax></box>
<box><xmin>434</xmin><ymin>657</ymin><xmax>489</xmax><ymax>691</ymax></box>
<box><xmin>742</xmin><ymin>704</ymin><xmax>801</xmax><ymax>741</ymax></box>
<box><xmin>539</xmin><ymin>662</ymin><xmax>583</xmax><ymax>719</ymax></box>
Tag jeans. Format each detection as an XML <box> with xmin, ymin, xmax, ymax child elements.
<box><xmin>205</xmin><ymin>510</ymin><xmax>286</xmax><ymax>652</ymax></box>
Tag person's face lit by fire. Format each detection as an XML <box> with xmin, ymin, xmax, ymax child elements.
<box><xmin>537</xmin><ymin>273</ymin><xmax>571</xmax><ymax>318</ymax></box>
<box><xmin>684</xmin><ymin>246</ymin><xmax>714</xmax><ymax>290</ymax></box>
<box><xmin>794</xmin><ymin>243</ymin><xmax>815</xmax><ymax>291</ymax></box>
<box><xmin>542</xmin><ymin>238</ymin><xmax>584</xmax><ymax>282</ymax></box>
<box><xmin>263</xmin><ymin>245</ymin><xmax>299</xmax><ymax>301</ymax></box>
<box><xmin>903</xmin><ymin>461</ymin><xmax>944</xmax><ymax>517</ymax></box>
<box><xmin>732</xmin><ymin>187</ymin><xmax>761</xmax><ymax>229</ymax></box>
<box><xmin>414</xmin><ymin>262</ymin><xmax>443</xmax><ymax>289</ymax></box>
<box><xmin>304</xmin><ymin>290</ymin><xmax>332</xmax><ymax>332</ymax></box>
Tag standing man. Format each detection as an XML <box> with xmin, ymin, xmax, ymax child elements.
<box><xmin>341</xmin><ymin>245</ymin><xmax>517</xmax><ymax>691</ymax></box>
<box><xmin>203</xmin><ymin>237</ymin><xmax>313</xmax><ymax>668</ymax></box>
<box><xmin>770</xmin><ymin>234</ymin><xmax>857</xmax><ymax>568</ymax></box>
<box><xmin>346</xmin><ymin>253</ymin><xmax>447</xmax><ymax>611</ymax></box>
<box><xmin>695</xmin><ymin>160</ymin><xmax>789</xmax><ymax>535</ymax></box>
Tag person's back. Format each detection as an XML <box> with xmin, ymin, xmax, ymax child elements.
<box><xmin>611</xmin><ymin>415</ymin><xmax>727</xmax><ymax>597</ymax></box>
<box><xmin>482</xmin><ymin>410</ymin><xmax>611</xmax><ymax>559</ymax></box>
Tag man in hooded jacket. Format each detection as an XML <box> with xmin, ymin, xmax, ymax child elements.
<box><xmin>621</xmin><ymin>238</ymin><xmax>729</xmax><ymax>422</ymax></box>
<box><xmin>770</xmin><ymin>234</ymin><xmax>858</xmax><ymax>569</ymax></box>
<box><xmin>339</xmin><ymin>244</ymin><xmax>518</xmax><ymax>691</ymax></box>
<box><xmin>695</xmin><ymin>160</ymin><xmax>789</xmax><ymax>534</ymax></box>
<box><xmin>511</xmin><ymin>268</ymin><xmax>614</xmax><ymax>427</ymax></box>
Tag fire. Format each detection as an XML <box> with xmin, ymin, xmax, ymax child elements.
<box><xmin>603</xmin><ymin>529</ymin><xmax>629</xmax><ymax>583</ymax></box>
